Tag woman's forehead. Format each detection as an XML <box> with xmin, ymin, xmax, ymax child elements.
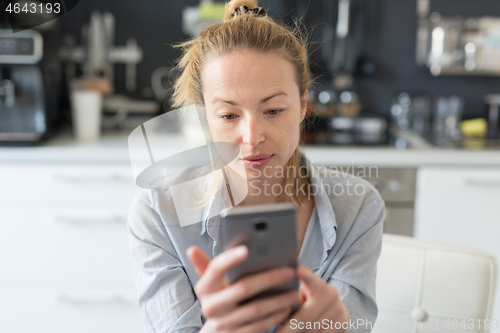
<box><xmin>201</xmin><ymin>50</ymin><xmax>299</xmax><ymax>102</ymax></box>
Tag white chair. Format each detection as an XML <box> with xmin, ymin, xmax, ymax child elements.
<box><xmin>373</xmin><ymin>234</ymin><xmax>498</xmax><ymax>333</ymax></box>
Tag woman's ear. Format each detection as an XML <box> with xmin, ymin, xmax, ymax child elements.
<box><xmin>300</xmin><ymin>91</ymin><xmax>308</xmax><ymax>122</ymax></box>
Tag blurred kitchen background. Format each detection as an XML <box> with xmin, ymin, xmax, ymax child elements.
<box><xmin>2</xmin><ymin>0</ymin><xmax>500</xmax><ymax>144</ymax></box>
<box><xmin>1</xmin><ymin>0</ymin><xmax>500</xmax><ymax>332</ymax></box>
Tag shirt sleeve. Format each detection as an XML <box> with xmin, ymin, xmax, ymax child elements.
<box><xmin>326</xmin><ymin>190</ymin><xmax>385</xmax><ymax>333</ymax></box>
<box><xmin>128</xmin><ymin>189</ymin><xmax>204</xmax><ymax>333</ymax></box>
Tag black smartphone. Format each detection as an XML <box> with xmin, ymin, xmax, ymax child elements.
<box><xmin>220</xmin><ymin>202</ymin><xmax>300</xmax><ymax>305</ymax></box>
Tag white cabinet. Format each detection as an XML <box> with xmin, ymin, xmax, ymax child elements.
<box><xmin>0</xmin><ymin>287</ymin><xmax>144</xmax><ymax>333</ymax></box>
<box><xmin>414</xmin><ymin>166</ymin><xmax>500</xmax><ymax>332</ymax></box>
<box><xmin>0</xmin><ymin>165</ymin><xmax>138</xmax><ymax>202</ymax></box>
<box><xmin>0</xmin><ymin>207</ymin><xmax>132</xmax><ymax>282</ymax></box>
<box><xmin>0</xmin><ymin>159</ymin><xmax>144</xmax><ymax>333</ymax></box>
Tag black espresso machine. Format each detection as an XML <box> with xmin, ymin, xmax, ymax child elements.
<box><xmin>0</xmin><ymin>29</ymin><xmax>49</xmax><ymax>144</ymax></box>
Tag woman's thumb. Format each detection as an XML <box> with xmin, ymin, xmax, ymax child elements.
<box><xmin>297</xmin><ymin>266</ymin><xmax>318</xmax><ymax>298</ymax></box>
<box><xmin>187</xmin><ymin>246</ymin><xmax>211</xmax><ymax>276</ymax></box>
<box><xmin>298</xmin><ymin>283</ymin><xmax>308</xmax><ymax>304</ymax></box>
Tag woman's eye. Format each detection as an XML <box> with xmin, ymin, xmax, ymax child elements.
<box><xmin>221</xmin><ymin>114</ymin><xmax>236</xmax><ymax>120</ymax></box>
<box><xmin>267</xmin><ymin>109</ymin><xmax>283</xmax><ymax>115</ymax></box>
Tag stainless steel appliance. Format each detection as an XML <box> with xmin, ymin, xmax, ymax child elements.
<box><xmin>0</xmin><ymin>29</ymin><xmax>46</xmax><ymax>144</ymax></box>
<box><xmin>342</xmin><ymin>166</ymin><xmax>417</xmax><ymax>236</ymax></box>
<box><xmin>368</xmin><ymin>168</ymin><xmax>417</xmax><ymax>236</ymax></box>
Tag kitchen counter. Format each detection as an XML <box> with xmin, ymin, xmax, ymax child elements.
<box><xmin>1</xmin><ymin>127</ymin><xmax>500</xmax><ymax>167</ymax></box>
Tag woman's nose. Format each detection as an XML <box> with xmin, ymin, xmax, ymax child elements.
<box><xmin>242</xmin><ymin>116</ymin><xmax>265</xmax><ymax>147</ymax></box>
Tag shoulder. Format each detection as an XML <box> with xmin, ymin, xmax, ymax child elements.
<box><xmin>312</xmin><ymin>164</ymin><xmax>385</xmax><ymax>230</ymax></box>
<box><xmin>128</xmin><ymin>186</ymin><xmax>180</xmax><ymax>233</ymax></box>
<box><xmin>313</xmin><ymin>164</ymin><xmax>383</xmax><ymax>202</ymax></box>
<box><xmin>129</xmin><ymin>162</ymin><xmax>212</xmax><ymax>227</ymax></box>
<box><xmin>128</xmin><ymin>182</ymin><xmax>208</xmax><ymax>238</ymax></box>
<box><xmin>128</xmin><ymin>188</ymin><xmax>164</xmax><ymax>229</ymax></box>
<box><xmin>129</xmin><ymin>187</ymin><xmax>172</xmax><ymax>217</ymax></box>
<box><xmin>300</xmin><ymin>153</ymin><xmax>382</xmax><ymax>206</ymax></box>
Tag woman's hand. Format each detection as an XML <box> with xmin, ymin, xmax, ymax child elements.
<box><xmin>275</xmin><ymin>266</ymin><xmax>350</xmax><ymax>333</ymax></box>
<box><xmin>187</xmin><ymin>245</ymin><xmax>301</xmax><ymax>333</ymax></box>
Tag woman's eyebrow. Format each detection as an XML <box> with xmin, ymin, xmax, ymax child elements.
<box><xmin>211</xmin><ymin>92</ymin><xmax>288</xmax><ymax>106</ymax></box>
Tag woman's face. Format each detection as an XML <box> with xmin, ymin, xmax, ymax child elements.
<box><xmin>201</xmin><ymin>50</ymin><xmax>307</xmax><ymax>181</ymax></box>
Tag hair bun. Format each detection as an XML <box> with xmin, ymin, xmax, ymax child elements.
<box><xmin>224</xmin><ymin>0</ymin><xmax>259</xmax><ymax>21</ymax></box>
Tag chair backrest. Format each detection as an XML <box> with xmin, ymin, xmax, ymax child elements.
<box><xmin>373</xmin><ymin>234</ymin><xmax>498</xmax><ymax>333</ymax></box>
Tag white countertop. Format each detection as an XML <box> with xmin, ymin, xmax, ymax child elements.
<box><xmin>1</xmin><ymin>127</ymin><xmax>500</xmax><ymax>167</ymax></box>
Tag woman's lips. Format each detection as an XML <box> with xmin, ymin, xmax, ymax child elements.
<box><xmin>242</xmin><ymin>155</ymin><xmax>273</xmax><ymax>168</ymax></box>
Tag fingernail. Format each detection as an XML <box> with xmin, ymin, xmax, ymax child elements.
<box><xmin>234</xmin><ymin>245</ymin><xmax>247</xmax><ymax>256</ymax></box>
<box><xmin>289</xmin><ymin>291</ymin><xmax>299</xmax><ymax>303</ymax></box>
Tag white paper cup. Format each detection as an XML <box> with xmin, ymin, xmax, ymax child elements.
<box><xmin>70</xmin><ymin>89</ymin><xmax>102</xmax><ymax>141</ymax></box>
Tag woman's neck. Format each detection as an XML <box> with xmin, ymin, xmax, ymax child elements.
<box><xmin>236</xmin><ymin>177</ymin><xmax>283</xmax><ymax>206</ymax></box>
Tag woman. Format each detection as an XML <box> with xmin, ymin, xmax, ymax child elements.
<box><xmin>128</xmin><ymin>1</ymin><xmax>385</xmax><ymax>332</ymax></box>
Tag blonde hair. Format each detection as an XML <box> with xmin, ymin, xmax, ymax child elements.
<box><xmin>171</xmin><ymin>0</ymin><xmax>313</xmax><ymax>208</ymax></box>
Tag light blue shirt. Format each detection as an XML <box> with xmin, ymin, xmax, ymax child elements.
<box><xmin>128</xmin><ymin>152</ymin><xmax>385</xmax><ymax>333</ymax></box>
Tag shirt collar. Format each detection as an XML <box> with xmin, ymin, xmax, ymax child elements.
<box><xmin>200</xmin><ymin>151</ymin><xmax>338</xmax><ymax>250</ymax></box>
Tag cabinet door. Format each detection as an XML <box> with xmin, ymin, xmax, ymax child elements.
<box><xmin>0</xmin><ymin>286</ymin><xmax>145</xmax><ymax>333</ymax></box>
<box><xmin>414</xmin><ymin>166</ymin><xmax>500</xmax><ymax>333</ymax></box>
<box><xmin>0</xmin><ymin>165</ymin><xmax>139</xmax><ymax>203</ymax></box>
<box><xmin>0</xmin><ymin>207</ymin><xmax>135</xmax><ymax>283</ymax></box>
<box><xmin>414</xmin><ymin>167</ymin><xmax>500</xmax><ymax>250</ymax></box>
